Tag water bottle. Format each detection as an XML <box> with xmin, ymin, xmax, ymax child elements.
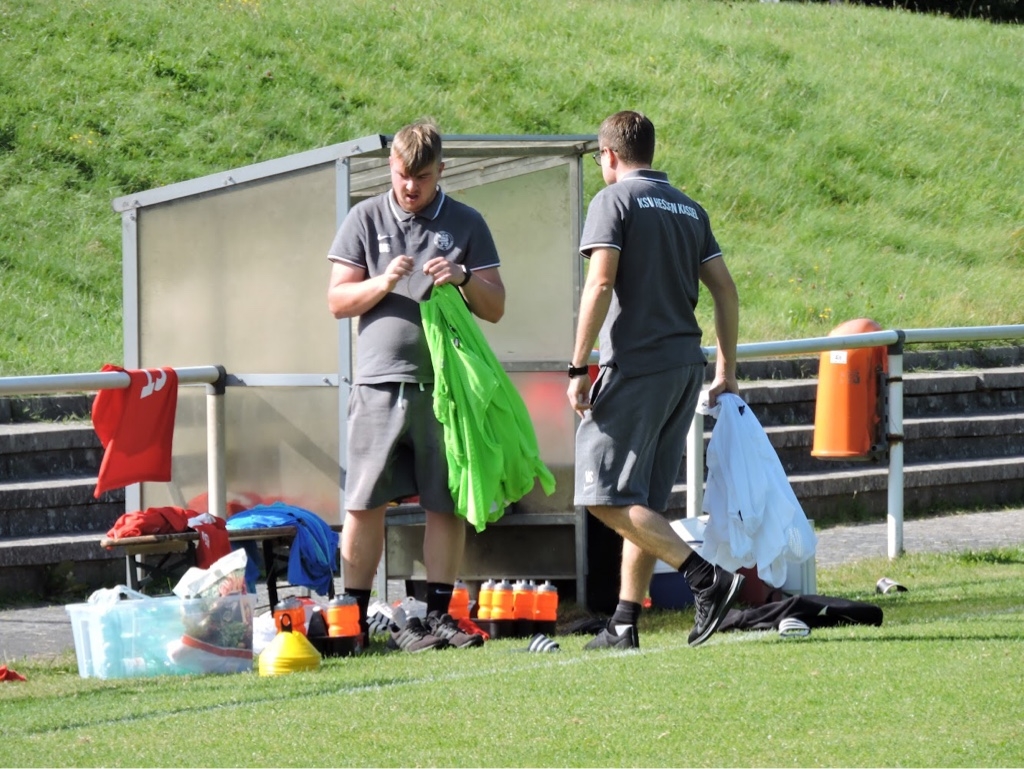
<box><xmin>448</xmin><ymin>580</ymin><xmax>470</xmax><ymax>621</ymax></box>
<box><xmin>273</xmin><ymin>596</ymin><xmax>307</xmax><ymax>635</ymax></box>
<box><xmin>477</xmin><ymin>579</ymin><xmax>496</xmax><ymax>620</ymax></box>
<box><xmin>326</xmin><ymin>595</ymin><xmax>360</xmax><ymax>638</ymax></box>
<box><xmin>512</xmin><ymin>580</ymin><xmax>536</xmax><ymax>637</ymax></box>
<box><xmin>534</xmin><ymin>581</ymin><xmax>559</xmax><ymax>635</ymax></box>
<box><xmin>490</xmin><ymin>580</ymin><xmax>514</xmax><ymax>620</ymax></box>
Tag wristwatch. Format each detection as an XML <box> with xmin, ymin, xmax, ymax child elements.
<box><xmin>458</xmin><ymin>265</ymin><xmax>472</xmax><ymax>287</ymax></box>
<box><xmin>567</xmin><ymin>364</ymin><xmax>589</xmax><ymax>379</ymax></box>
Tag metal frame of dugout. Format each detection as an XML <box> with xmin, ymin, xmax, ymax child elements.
<box><xmin>111</xmin><ymin>133</ymin><xmax>600</xmax><ymax>606</ymax></box>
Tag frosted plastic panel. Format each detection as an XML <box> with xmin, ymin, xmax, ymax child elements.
<box><xmin>450</xmin><ymin>165</ymin><xmax>576</xmax><ymax>364</ymax></box>
<box><xmin>142</xmin><ymin>386</ymin><xmax>341</xmax><ymax>525</ymax></box>
<box><xmin>137</xmin><ymin>165</ymin><xmax>338</xmax><ymax>373</ymax></box>
<box><xmin>507</xmin><ymin>371</ymin><xmax>576</xmax><ymax>514</ymax></box>
<box><xmin>131</xmin><ymin>146</ymin><xmax>585</xmax><ymax>525</ymax></box>
<box><xmin>145</xmin><ymin>374</ymin><xmax>567</xmax><ymax>522</ymax></box>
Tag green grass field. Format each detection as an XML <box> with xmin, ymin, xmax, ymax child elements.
<box><xmin>2</xmin><ymin>549</ymin><xmax>1022</xmax><ymax>767</ymax></box>
<box><xmin>1</xmin><ymin>7</ymin><xmax>1022</xmax><ymax>763</ymax></box>
<box><xmin>1</xmin><ymin>0</ymin><xmax>1022</xmax><ymax>376</ymax></box>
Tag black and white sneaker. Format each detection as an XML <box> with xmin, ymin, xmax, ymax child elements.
<box><xmin>526</xmin><ymin>633</ymin><xmax>560</xmax><ymax>653</ymax></box>
<box><xmin>424</xmin><ymin>611</ymin><xmax>484</xmax><ymax>649</ymax></box>
<box><xmin>583</xmin><ymin>623</ymin><xmax>639</xmax><ymax>651</ymax></box>
<box><xmin>688</xmin><ymin>567</ymin><xmax>744</xmax><ymax>647</ymax></box>
<box><xmin>386</xmin><ymin>616</ymin><xmax>448</xmax><ymax>653</ymax></box>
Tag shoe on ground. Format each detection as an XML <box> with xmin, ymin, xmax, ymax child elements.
<box><xmin>583</xmin><ymin>623</ymin><xmax>639</xmax><ymax>651</ymax></box>
<box><xmin>526</xmin><ymin>633</ymin><xmax>560</xmax><ymax>652</ymax></box>
<box><xmin>386</xmin><ymin>616</ymin><xmax>448</xmax><ymax>653</ymax></box>
<box><xmin>688</xmin><ymin>567</ymin><xmax>744</xmax><ymax>647</ymax></box>
<box><xmin>425</xmin><ymin>611</ymin><xmax>484</xmax><ymax>649</ymax></box>
<box><xmin>777</xmin><ymin>617</ymin><xmax>811</xmax><ymax>639</ymax></box>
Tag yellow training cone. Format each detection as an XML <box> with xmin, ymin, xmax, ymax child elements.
<box><xmin>258</xmin><ymin>628</ymin><xmax>321</xmax><ymax>676</ymax></box>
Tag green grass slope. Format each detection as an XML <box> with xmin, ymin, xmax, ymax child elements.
<box><xmin>1</xmin><ymin>0</ymin><xmax>1022</xmax><ymax>376</ymax></box>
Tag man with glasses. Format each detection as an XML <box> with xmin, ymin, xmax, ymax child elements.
<box><xmin>568</xmin><ymin>111</ymin><xmax>743</xmax><ymax>649</ymax></box>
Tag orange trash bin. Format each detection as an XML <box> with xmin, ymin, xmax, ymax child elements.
<box><xmin>812</xmin><ymin>318</ymin><xmax>888</xmax><ymax>459</ymax></box>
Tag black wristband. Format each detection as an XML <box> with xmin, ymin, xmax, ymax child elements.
<box><xmin>568</xmin><ymin>364</ymin><xmax>589</xmax><ymax>379</ymax></box>
<box><xmin>458</xmin><ymin>266</ymin><xmax>472</xmax><ymax>287</ymax></box>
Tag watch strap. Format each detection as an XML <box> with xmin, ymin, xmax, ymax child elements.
<box><xmin>568</xmin><ymin>364</ymin><xmax>589</xmax><ymax>378</ymax></box>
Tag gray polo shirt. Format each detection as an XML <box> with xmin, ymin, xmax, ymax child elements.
<box><xmin>328</xmin><ymin>188</ymin><xmax>500</xmax><ymax>384</ymax></box>
<box><xmin>579</xmin><ymin>169</ymin><xmax>721</xmax><ymax>377</ymax></box>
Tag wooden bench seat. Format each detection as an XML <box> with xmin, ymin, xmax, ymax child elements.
<box><xmin>100</xmin><ymin>525</ymin><xmax>318</xmax><ymax>606</ymax></box>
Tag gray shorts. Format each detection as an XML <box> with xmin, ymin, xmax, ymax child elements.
<box><xmin>344</xmin><ymin>382</ymin><xmax>455</xmax><ymax>513</ymax></box>
<box><xmin>574</xmin><ymin>363</ymin><xmax>704</xmax><ymax>512</ymax></box>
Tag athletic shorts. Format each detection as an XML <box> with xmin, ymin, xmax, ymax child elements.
<box><xmin>344</xmin><ymin>382</ymin><xmax>455</xmax><ymax>514</ymax></box>
<box><xmin>574</xmin><ymin>363</ymin><xmax>704</xmax><ymax>512</ymax></box>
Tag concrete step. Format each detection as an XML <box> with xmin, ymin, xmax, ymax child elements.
<box><xmin>0</xmin><ymin>393</ymin><xmax>93</xmax><ymax>424</ymax></box>
<box><xmin>792</xmin><ymin>455</ymin><xmax>1024</xmax><ymax>520</ymax></box>
<box><xmin>667</xmin><ymin>455</ymin><xmax>1024</xmax><ymax>524</ymax></box>
<box><xmin>0</xmin><ymin>476</ymin><xmax>123</xmax><ymax>538</ymax></box>
<box><xmin>902</xmin><ymin>368</ymin><xmax>1024</xmax><ymax>415</ymax></box>
<box><xmin>0</xmin><ymin>530</ymin><xmax>124</xmax><ymax>599</ymax></box>
<box><xmin>736</xmin><ymin>345</ymin><xmax>1024</xmax><ymax>384</ymax></box>
<box><xmin>739</xmin><ymin>366</ymin><xmax>1024</xmax><ymax>428</ymax></box>
<box><xmin>682</xmin><ymin>405</ymin><xmax>1024</xmax><ymax>477</ymax></box>
<box><xmin>765</xmin><ymin>411</ymin><xmax>1024</xmax><ymax>473</ymax></box>
<box><xmin>0</xmin><ymin>531</ymin><xmax>119</xmax><ymax>568</ymax></box>
<box><xmin>0</xmin><ymin>422</ymin><xmax>104</xmax><ymax>478</ymax></box>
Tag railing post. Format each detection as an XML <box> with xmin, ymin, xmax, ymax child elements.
<box><xmin>206</xmin><ymin>366</ymin><xmax>228</xmax><ymax>520</ymax></box>
<box><xmin>687</xmin><ymin>411</ymin><xmax>704</xmax><ymax>518</ymax></box>
<box><xmin>886</xmin><ymin>334</ymin><xmax>906</xmax><ymax>558</ymax></box>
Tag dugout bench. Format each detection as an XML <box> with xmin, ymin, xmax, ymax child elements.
<box><xmin>99</xmin><ymin>526</ymin><xmax>340</xmax><ymax>607</ymax></box>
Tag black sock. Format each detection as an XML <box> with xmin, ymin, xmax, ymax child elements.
<box><xmin>345</xmin><ymin>588</ymin><xmax>372</xmax><ymax>635</ymax></box>
<box><xmin>678</xmin><ymin>551</ymin><xmax>699</xmax><ymax>572</ymax></box>
<box><xmin>610</xmin><ymin>600</ymin><xmax>641</xmax><ymax>628</ymax></box>
<box><xmin>426</xmin><ymin>582</ymin><xmax>455</xmax><ymax>616</ymax></box>
<box><xmin>679</xmin><ymin>553</ymin><xmax>716</xmax><ymax>591</ymax></box>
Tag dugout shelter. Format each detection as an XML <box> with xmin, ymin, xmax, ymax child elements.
<box><xmin>111</xmin><ymin>133</ymin><xmax>603</xmax><ymax>605</ymax></box>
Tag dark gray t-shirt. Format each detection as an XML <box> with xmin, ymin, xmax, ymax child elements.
<box><xmin>579</xmin><ymin>169</ymin><xmax>721</xmax><ymax>377</ymax></box>
<box><xmin>328</xmin><ymin>188</ymin><xmax>500</xmax><ymax>384</ymax></box>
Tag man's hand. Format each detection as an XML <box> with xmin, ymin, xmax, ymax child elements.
<box><xmin>423</xmin><ymin>256</ymin><xmax>466</xmax><ymax>286</ymax></box>
<box><xmin>567</xmin><ymin>374</ymin><xmax>591</xmax><ymax>417</ymax></box>
<box><xmin>704</xmin><ymin>374</ymin><xmax>740</xmax><ymax>408</ymax></box>
<box><xmin>383</xmin><ymin>255</ymin><xmax>415</xmax><ymax>290</ymax></box>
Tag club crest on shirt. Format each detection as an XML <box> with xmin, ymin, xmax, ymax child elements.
<box><xmin>434</xmin><ymin>231</ymin><xmax>454</xmax><ymax>252</ymax></box>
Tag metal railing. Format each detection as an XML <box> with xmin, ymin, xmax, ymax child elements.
<box><xmin>0</xmin><ymin>365</ymin><xmax>230</xmax><ymax>517</ymax></box>
<box><xmin>681</xmin><ymin>324</ymin><xmax>1024</xmax><ymax>559</ymax></box>
<box><xmin>2</xmin><ymin>323</ymin><xmax>1022</xmax><ymax>563</ymax></box>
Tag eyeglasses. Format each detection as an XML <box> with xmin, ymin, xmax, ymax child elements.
<box><xmin>591</xmin><ymin>148</ymin><xmax>605</xmax><ymax>166</ymax></box>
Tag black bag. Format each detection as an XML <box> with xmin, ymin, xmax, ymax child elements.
<box><xmin>719</xmin><ymin>594</ymin><xmax>883</xmax><ymax>632</ymax></box>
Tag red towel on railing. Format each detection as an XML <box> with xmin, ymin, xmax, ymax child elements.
<box><xmin>92</xmin><ymin>364</ymin><xmax>178</xmax><ymax>498</ymax></box>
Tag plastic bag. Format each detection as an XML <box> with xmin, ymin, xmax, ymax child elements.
<box><xmin>172</xmin><ymin>548</ymin><xmax>248</xmax><ymax>599</ymax></box>
<box><xmin>252</xmin><ymin>611</ymin><xmax>278</xmax><ymax>656</ymax></box>
<box><xmin>167</xmin><ymin>550</ymin><xmax>254</xmax><ymax>673</ymax></box>
<box><xmin>87</xmin><ymin>585</ymin><xmax>151</xmax><ymax>604</ymax></box>
<box><xmin>390</xmin><ymin>597</ymin><xmax>427</xmax><ymax>629</ymax></box>
<box><xmin>168</xmin><ymin>593</ymin><xmax>255</xmax><ymax>674</ymax></box>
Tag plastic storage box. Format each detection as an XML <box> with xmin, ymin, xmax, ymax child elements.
<box><xmin>66</xmin><ymin>593</ymin><xmax>254</xmax><ymax>679</ymax></box>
